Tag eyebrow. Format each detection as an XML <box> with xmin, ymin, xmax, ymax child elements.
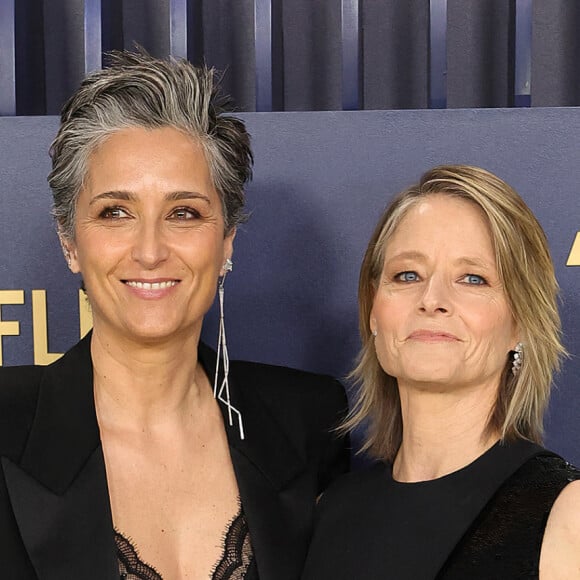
<box><xmin>385</xmin><ymin>251</ymin><xmax>427</xmax><ymax>262</ymax></box>
<box><xmin>385</xmin><ymin>252</ymin><xmax>493</xmax><ymax>269</ymax></box>
<box><xmin>454</xmin><ymin>257</ymin><xmax>492</xmax><ymax>269</ymax></box>
<box><xmin>89</xmin><ymin>190</ymin><xmax>211</xmax><ymax>206</ymax></box>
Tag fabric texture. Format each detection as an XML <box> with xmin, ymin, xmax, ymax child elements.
<box><xmin>303</xmin><ymin>440</ymin><xmax>579</xmax><ymax>580</ymax></box>
<box><xmin>116</xmin><ymin>530</ymin><xmax>163</xmax><ymax>579</ymax></box>
<box><xmin>437</xmin><ymin>455</ymin><xmax>580</xmax><ymax>579</ymax></box>
<box><xmin>115</xmin><ymin>506</ymin><xmax>256</xmax><ymax>579</ymax></box>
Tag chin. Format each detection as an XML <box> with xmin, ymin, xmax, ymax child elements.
<box><xmin>397</xmin><ymin>364</ymin><xmax>458</xmax><ymax>386</ymax></box>
<box><xmin>120</xmin><ymin>320</ymin><xmax>193</xmax><ymax>344</ymax></box>
<box><xmin>404</xmin><ymin>370</ymin><xmax>453</xmax><ymax>382</ymax></box>
<box><xmin>386</xmin><ymin>352</ymin><xmax>455</xmax><ymax>379</ymax></box>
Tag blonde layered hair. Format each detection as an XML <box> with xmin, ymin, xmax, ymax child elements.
<box><xmin>345</xmin><ymin>165</ymin><xmax>565</xmax><ymax>461</ymax></box>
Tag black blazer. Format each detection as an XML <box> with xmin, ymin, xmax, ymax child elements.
<box><xmin>0</xmin><ymin>335</ymin><xmax>349</xmax><ymax>580</ymax></box>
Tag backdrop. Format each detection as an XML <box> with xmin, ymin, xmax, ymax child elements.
<box><xmin>0</xmin><ymin>108</ymin><xmax>578</xmax><ymax>464</ymax></box>
<box><xmin>9</xmin><ymin>0</ymin><xmax>580</xmax><ymax>114</ymax></box>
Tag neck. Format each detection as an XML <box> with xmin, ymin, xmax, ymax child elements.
<box><xmin>392</xmin><ymin>380</ymin><xmax>500</xmax><ymax>482</ymax></box>
<box><xmin>90</xmin><ymin>325</ymin><xmax>209</xmax><ymax>431</ymax></box>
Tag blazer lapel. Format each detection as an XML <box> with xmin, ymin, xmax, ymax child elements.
<box><xmin>5</xmin><ymin>338</ymin><xmax>310</xmax><ymax>579</ymax></box>
<box><xmin>2</xmin><ymin>335</ymin><xmax>118</xmax><ymax>580</ymax></box>
<box><xmin>2</xmin><ymin>449</ymin><xmax>118</xmax><ymax>580</ymax></box>
<box><xmin>199</xmin><ymin>344</ymin><xmax>310</xmax><ymax>580</ymax></box>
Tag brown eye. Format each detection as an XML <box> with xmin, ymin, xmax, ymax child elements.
<box><xmin>99</xmin><ymin>206</ymin><xmax>129</xmax><ymax>219</ymax></box>
<box><xmin>169</xmin><ymin>207</ymin><xmax>201</xmax><ymax>220</ymax></box>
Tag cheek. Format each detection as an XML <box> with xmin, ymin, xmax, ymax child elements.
<box><xmin>76</xmin><ymin>241</ymin><xmax>124</xmax><ymax>276</ymax></box>
<box><xmin>465</xmin><ymin>304</ymin><xmax>515</xmax><ymax>351</ymax></box>
<box><xmin>373</xmin><ymin>334</ymin><xmax>403</xmax><ymax>380</ymax></box>
<box><xmin>179</xmin><ymin>236</ymin><xmax>225</xmax><ymax>277</ymax></box>
<box><xmin>372</xmin><ymin>298</ymin><xmax>406</xmax><ymax>366</ymax></box>
<box><xmin>373</xmin><ymin>293</ymin><xmax>407</xmax><ymax>335</ymax></box>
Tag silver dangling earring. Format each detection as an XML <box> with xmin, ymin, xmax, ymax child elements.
<box><xmin>511</xmin><ymin>342</ymin><xmax>523</xmax><ymax>376</ymax></box>
<box><xmin>213</xmin><ymin>258</ymin><xmax>245</xmax><ymax>440</ymax></box>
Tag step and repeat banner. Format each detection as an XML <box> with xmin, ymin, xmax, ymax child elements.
<box><xmin>0</xmin><ymin>109</ymin><xmax>579</xmax><ymax>464</ymax></box>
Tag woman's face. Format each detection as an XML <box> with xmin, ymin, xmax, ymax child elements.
<box><xmin>64</xmin><ymin>126</ymin><xmax>233</xmax><ymax>345</ymax></box>
<box><xmin>370</xmin><ymin>194</ymin><xmax>517</xmax><ymax>392</ymax></box>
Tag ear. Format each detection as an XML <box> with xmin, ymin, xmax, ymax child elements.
<box><xmin>221</xmin><ymin>227</ymin><xmax>236</xmax><ymax>276</ymax></box>
<box><xmin>58</xmin><ymin>232</ymin><xmax>81</xmax><ymax>274</ymax></box>
<box><xmin>369</xmin><ymin>314</ymin><xmax>377</xmax><ymax>336</ymax></box>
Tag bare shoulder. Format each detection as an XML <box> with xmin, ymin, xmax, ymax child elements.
<box><xmin>539</xmin><ymin>479</ymin><xmax>580</xmax><ymax>579</ymax></box>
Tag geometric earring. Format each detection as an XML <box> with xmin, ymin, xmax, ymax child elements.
<box><xmin>213</xmin><ymin>258</ymin><xmax>245</xmax><ymax>440</ymax></box>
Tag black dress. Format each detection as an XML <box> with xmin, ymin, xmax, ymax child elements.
<box><xmin>302</xmin><ymin>440</ymin><xmax>580</xmax><ymax>580</ymax></box>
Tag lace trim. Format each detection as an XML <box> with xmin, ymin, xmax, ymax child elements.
<box><xmin>211</xmin><ymin>509</ymin><xmax>253</xmax><ymax>579</ymax></box>
<box><xmin>115</xmin><ymin>507</ymin><xmax>254</xmax><ymax>580</ymax></box>
<box><xmin>116</xmin><ymin>530</ymin><xmax>162</xmax><ymax>580</ymax></box>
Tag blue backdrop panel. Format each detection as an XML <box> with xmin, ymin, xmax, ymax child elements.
<box><xmin>0</xmin><ymin>109</ymin><xmax>578</xmax><ymax>464</ymax></box>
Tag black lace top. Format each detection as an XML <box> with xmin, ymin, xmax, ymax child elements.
<box><xmin>115</xmin><ymin>506</ymin><xmax>258</xmax><ymax>579</ymax></box>
<box><xmin>437</xmin><ymin>454</ymin><xmax>580</xmax><ymax>578</ymax></box>
<box><xmin>303</xmin><ymin>440</ymin><xmax>580</xmax><ymax>580</ymax></box>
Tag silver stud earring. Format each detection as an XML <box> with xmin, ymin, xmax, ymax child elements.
<box><xmin>372</xmin><ymin>329</ymin><xmax>378</xmax><ymax>337</ymax></box>
<box><xmin>511</xmin><ymin>342</ymin><xmax>523</xmax><ymax>376</ymax></box>
<box><xmin>213</xmin><ymin>259</ymin><xmax>245</xmax><ymax>440</ymax></box>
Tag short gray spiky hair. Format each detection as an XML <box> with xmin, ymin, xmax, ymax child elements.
<box><xmin>49</xmin><ymin>50</ymin><xmax>253</xmax><ymax>238</ymax></box>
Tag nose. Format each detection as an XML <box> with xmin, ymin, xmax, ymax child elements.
<box><xmin>418</xmin><ymin>275</ymin><xmax>452</xmax><ymax>315</ymax></box>
<box><xmin>131</xmin><ymin>218</ymin><xmax>170</xmax><ymax>269</ymax></box>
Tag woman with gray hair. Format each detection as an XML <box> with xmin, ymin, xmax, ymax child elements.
<box><xmin>0</xmin><ymin>51</ymin><xmax>348</xmax><ymax>579</ymax></box>
<box><xmin>303</xmin><ymin>165</ymin><xmax>580</xmax><ymax>579</ymax></box>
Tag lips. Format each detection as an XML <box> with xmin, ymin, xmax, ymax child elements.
<box><xmin>407</xmin><ymin>329</ymin><xmax>460</xmax><ymax>342</ymax></box>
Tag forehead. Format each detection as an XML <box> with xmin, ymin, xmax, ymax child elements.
<box><xmin>83</xmin><ymin>126</ymin><xmax>214</xmax><ymax>194</ymax></box>
<box><xmin>385</xmin><ymin>195</ymin><xmax>495</xmax><ymax>259</ymax></box>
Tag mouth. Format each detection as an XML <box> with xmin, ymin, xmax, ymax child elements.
<box><xmin>123</xmin><ymin>280</ymin><xmax>180</xmax><ymax>290</ymax></box>
<box><xmin>407</xmin><ymin>330</ymin><xmax>460</xmax><ymax>342</ymax></box>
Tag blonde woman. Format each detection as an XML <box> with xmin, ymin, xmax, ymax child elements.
<box><xmin>303</xmin><ymin>165</ymin><xmax>580</xmax><ymax>579</ymax></box>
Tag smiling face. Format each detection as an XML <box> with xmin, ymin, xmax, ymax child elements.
<box><xmin>370</xmin><ymin>194</ymin><xmax>518</xmax><ymax>393</ymax></box>
<box><xmin>62</xmin><ymin>126</ymin><xmax>233</xmax><ymax>346</ymax></box>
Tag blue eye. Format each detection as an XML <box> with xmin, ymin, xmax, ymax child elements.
<box><xmin>462</xmin><ymin>274</ymin><xmax>486</xmax><ymax>285</ymax></box>
<box><xmin>395</xmin><ymin>271</ymin><xmax>419</xmax><ymax>282</ymax></box>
